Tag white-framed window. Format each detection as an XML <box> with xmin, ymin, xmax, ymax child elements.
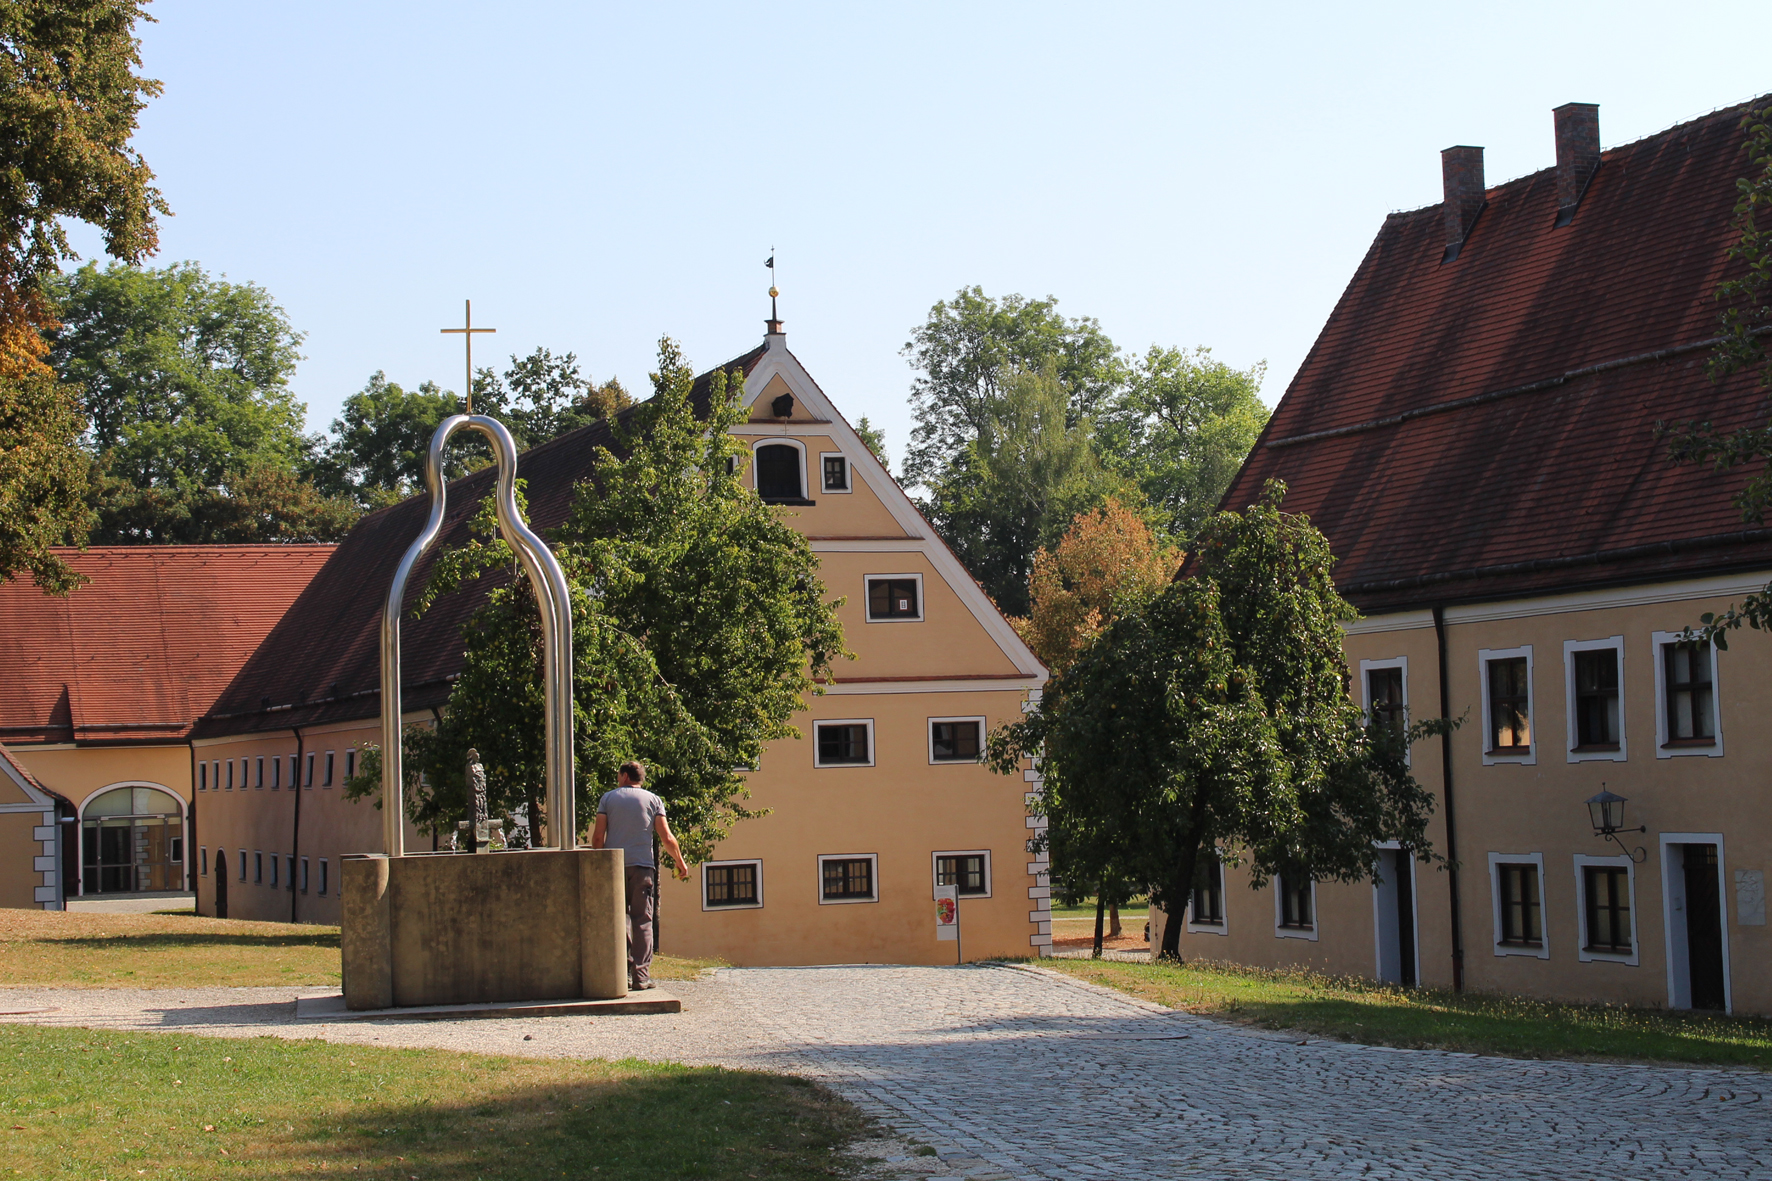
<box><xmin>818</xmin><ymin>853</ymin><xmax>878</xmax><ymax>904</ymax></box>
<box><xmin>1479</xmin><ymin>645</ymin><xmax>1536</xmax><ymax>764</ymax></box>
<box><xmin>269</xmin><ymin>853</ymin><xmax>279</xmax><ymax>888</ymax></box>
<box><xmin>253</xmin><ymin>851</ymin><xmax>263</xmax><ymax>883</ymax></box>
<box><xmin>200</xmin><ymin>846</ymin><xmax>208</xmax><ymax>876</ymax></box>
<box><xmin>237</xmin><ymin>850</ymin><xmax>247</xmax><ymax>881</ymax></box>
<box><xmin>288</xmin><ymin>754</ymin><xmax>299</xmax><ymax>788</ymax></box>
<box><xmin>932</xmin><ymin>850</ymin><xmax>991</xmax><ymax>898</ymax></box>
<box><xmin>318</xmin><ymin>859</ymin><xmax>329</xmax><ymax>896</ymax></box>
<box><xmin>1573</xmin><ymin>853</ymin><xmax>1638</xmax><ymax>965</ymax></box>
<box><xmin>304</xmin><ymin>752</ymin><xmax>315</xmax><ymax>788</ymax></box>
<box><xmin>271</xmin><ymin>756</ymin><xmax>280</xmax><ymax>790</ymax></box>
<box><xmin>225</xmin><ymin>760</ymin><xmax>234</xmax><ymax>790</ymax></box>
<box><xmin>198</xmin><ymin>762</ymin><xmax>207</xmax><ymax>791</ymax></box>
<box><xmin>1187</xmin><ymin>849</ymin><xmax>1228</xmax><ymax>934</ymax></box>
<box><xmin>345</xmin><ymin>749</ymin><xmax>356</xmax><ymax>780</ymax></box>
<box><xmin>1488</xmin><ymin>852</ymin><xmax>1549</xmax><ymax>959</ymax></box>
<box><xmin>751</xmin><ymin>439</ymin><xmax>809</xmax><ymax>502</ymax></box>
<box><xmin>1651</xmin><ymin>631</ymin><xmax>1724</xmax><ymax>758</ymax></box>
<box><xmin>323</xmin><ymin>751</ymin><xmax>335</xmax><ymax>787</ymax></box>
<box><xmin>865</xmin><ymin>573</ymin><xmax>924</xmax><ymax>622</ymax></box>
<box><xmin>814</xmin><ymin>719</ymin><xmax>874</xmax><ymax>768</ymax></box>
<box><xmin>300</xmin><ymin>856</ymin><xmax>309</xmax><ymax>894</ymax></box>
<box><xmin>239</xmin><ymin>758</ymin><xmax>249</xmax><ymax>788</ymax></box>
<box><xmin>928</xmin><ymin>716</ymin><xmax>985</xmax><ymax>764</ymax></box>
<box><xmin>1564</xmin><ymin>636</ymin><xmax>1626</xmax><ymax>762</ymax></box>
<box><xmin>254</xmin><ymin>756</ymin><xmax>264</xmax><ymax>788</ymax></box>
<box><xmin>1359</xmin><ymin>656</ymin><xmax>1409</xmax><ymax>764</ymax></box>
<box><xmin>701</xmin><ymin>859</ymin><xmax>763</xmax><ymax>910</ymax></box>
<box><xmin>1273</xmin><ymin>872</ymin><xmax>1317</xmax><ymax>940</ymax></box>
<box><xmin>819</xmin><ymin>451</ymin><xmax>851</xmax><ymax>493</ymax></box>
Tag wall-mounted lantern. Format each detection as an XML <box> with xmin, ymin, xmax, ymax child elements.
<box><xmin>1585</xmin><ymin>785</ymin><xmax>1647</xmax><ymax>863</ymax></box>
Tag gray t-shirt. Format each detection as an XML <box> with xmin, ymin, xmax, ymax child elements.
<box><xmin>596</xmin><ymin>786</ymin><xmax>666</xmax><ymax>869</ymax></box>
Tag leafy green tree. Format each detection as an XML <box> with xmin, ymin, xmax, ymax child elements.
<box><xmin>44</xmin><ymin>261</ymin><xmax>356</xmax><ymax>542</ymax></box>
<box><xmin>901</xmin><ymin>287</ymin><xmax>1125</xmax><ymax>487</ymax></box>
<box><xmin>317</xmin><ymin>371</ymin><xmax>463</xmax><ymax>505</ymax></box>
<box><xmin>482</xmin><ymin>346</ymin><xmax>631</xmax><ymax>451</ymax></box>
<box><xmin>0</xmin><ymin>0</ymin><xmax>168</xmax><ymax>588</ymax></box>
<box><xmin>992</xmin><ymin>481</ymin><xmax>1443</xmax><ymax>960</ymax></box>
<box><xmin>925</xmin><ymin>364</ymin><xmax>1125</xmax><ymax>615</ymax></box>
<box><xmin>853</xmin><ymin>415</ymin><xmax>889</xmax><ymax>471</ymax></box>
<box><xmin>352</xmin><ymin>338</ymin><xmax>849</xmax><ymax>857</ymax></box>
<box><xmin>1099</xmin><ymin>345</ymin><xmax>1270</xmax><ymax>541</ymax></box>
<box><xmin>1667</xmin><ymin>101</ymin><xmax>1772</xmax><ymax>647</ymax></box>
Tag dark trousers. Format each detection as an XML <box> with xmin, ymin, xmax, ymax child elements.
<box><xmin>624</xmin><ymin>865</ymin><xmax>656</xmax><ymax>984</ymax></box>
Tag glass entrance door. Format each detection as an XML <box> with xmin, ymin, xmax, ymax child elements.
<box><xmin>80</xmin><ymin>786</ymin><xmax>184</xmax><ymax>894</ymax></box>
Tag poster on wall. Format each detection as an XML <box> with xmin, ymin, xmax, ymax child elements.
<box><xmin>935</xmin><ymin>884</ymin><xmax>958</xmax><ymax>942</ymax></box>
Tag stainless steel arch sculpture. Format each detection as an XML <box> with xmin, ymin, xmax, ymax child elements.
<box><xmin>379</xmin><ymin>415</ymin><xmax>574</xmax><ymax>857</ymax></box>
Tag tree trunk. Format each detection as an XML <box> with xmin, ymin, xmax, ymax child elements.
<box><xmin>1159</xmin><ymin>793</ymin><xmax>1212</xmax><ymax>961</ymax></box>
<box><xmin>1092</xmin><ymin>891</ymin><xmax>1106</xmax><ymax>959</ymax></box>
<box><xmin>1108</xmin><ymin>901</ymin><xmax>1122</xmax><ymax>938</ymax></box>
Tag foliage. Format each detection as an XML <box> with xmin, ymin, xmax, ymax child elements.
<box><xmin>923</xmin><ymin>364</ymin><xmax>1126</xmax><ymax>615</ymax></box>
<box><xmin>351</xmin><ymin>338</ymin><xmax>849</xmax><ymax>859</ymax></box>
<box><xmin>320</xmin><ymin>349</ymin><xmax>632</xmax><ymax>507</ymax></box>
<box><xmin>991</xmin><ymin>481</ymin><xmax>1442</xmax><ymax>961</ymax></box>
<box><xmin>0</xmin><ymin>0</ymin><xmax>168</xmax><ymax>588</ymax></box>
<box><xmin>45</xmin><ymin>261</ymin><xmax>358</xmax><ymax>542</ymax></box>
<box><xmin>853</xmin><ymin>414</ymin><xmax>889</xmax><ymax>471</ymax></box>
<box><xmin>1011</xmin><ymin>495</ymin><xmax>1181</xmax><ymax>675</ymax></box>
<box><xmin>901</xmin><ymin>286</ymin><xmax>1124</xmax><ymax>487</ymax></box>
<box><xmin>1665</xmin><ymin>102</ymin><xmax>1772</xmax><ymax>649</ymax></box>
<box><xmin>1098</xmin><ymin>345</ymin><xmax>1270</xmax><ymax>541</ymax></box>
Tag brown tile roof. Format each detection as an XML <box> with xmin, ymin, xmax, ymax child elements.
<box><xmin>0</xmin><ymin>546</ymin><xmax>336</xmax><ymax>744</ymax></box>
<box><xmin>1219</xmin><ymin>98</ymin><xmax>1772</xmax><ymax>614</ymax></box>
<box><xmin>193</xmin><ymin>346</ymin><xmax>769</xmax><ymax>739</ymax></box>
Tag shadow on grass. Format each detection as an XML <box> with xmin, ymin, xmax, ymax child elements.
<box><xmin>42</xmin><ymin>931</ymin><xmax>340</xmax><ymax>952</ymax></box>
<box><xmin>270</xmin><ymin>1064</ymin><xmax>868</xmax><ymax>1181</ymax></box>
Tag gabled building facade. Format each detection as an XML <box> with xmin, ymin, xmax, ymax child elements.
<box><xmin>190</xmin><ymin>326</ymin><xmax>1054</xmax><ymax>961</ymax></box>
<box><xmin>1155</xmin><ymin>99</ymin><xmax>1772</xmax><ymax>1015</ymax></box>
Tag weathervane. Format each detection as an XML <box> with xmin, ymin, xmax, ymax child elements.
<box><xmin>765</xmin><ymin>250</ymin><xmax>780</xmax><ymax>331</ymax></box>
<box><xmin>440</xmin><ymin>299</ymin><xmax>497</xmax><ymax>414</ymax></box>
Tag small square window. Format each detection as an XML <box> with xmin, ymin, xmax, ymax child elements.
<box><xmin>866</xmin><ymin>577</ymin><xmax>921</xmax><ymax>621</ymax></box>
<box><xmin>703</xmin><ymin>861</ymin><xmax>762</xmax><ymax>909</ymax></box>
<box><xmin>1497</xmin><ymin>862</ymin><xmax>1542</xmax><ymax>946</ymax></box>
<box><xmin>934</xmin><ymin>852</ymin><xmax>989</xmax><ymax>896</ymax></box>
<box><xmin>822</xmin><ymin>454</ymin><xmax>849</xmax><ymax>491</ymax></box>
<box><xmin>1487</xmin><ymin>656</ymin><xmax>1531</xmax><ymax>752</ymax></box>
<box><xmin>930</xmin><ymin>718</ymin><xmax>982</xmax><ymax>763</ymax></box>
<box><xmin>820</xmin><ymin>855</ymin><xmax>876</xmax><ymax>902</ymax></box>
<box><xmin>815</xmin><ymin>721</ymin><xmax>872</xmax><ymax>766</ymax></box>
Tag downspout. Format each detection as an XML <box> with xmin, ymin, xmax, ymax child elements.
<box><xmin>188</xmin><ymin>741</ymin><xmax>199</xmax><ymax>908</ymax></box>
<box><xmin>1432</xmin><ymin>605</ymin><xmax>1465</xmax><ymax>992</ymax></box>
<box><xmin>290</xmin><ymin>726</ymin><xmax>305</xmax><ymax>925</ymax></box>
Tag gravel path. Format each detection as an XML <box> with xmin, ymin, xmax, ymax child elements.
<box><xmin>4</xmin><ymin>964</ymin><xmax>1769</xmax><ymax>1181</ymax></box>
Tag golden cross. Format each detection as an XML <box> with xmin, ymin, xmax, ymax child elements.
<box><xmin>439</xmin><ymin>299</ymin><xmax>496</xmax><ymax>415</ymax></box>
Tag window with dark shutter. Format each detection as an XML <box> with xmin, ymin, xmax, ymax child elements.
<box><xmin>755</xmin><ymin>444</ymin><xmax>803</xmax><ymax>501</ymax></box>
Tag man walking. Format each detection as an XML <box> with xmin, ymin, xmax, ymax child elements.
<box><xmin>591</xmin><ymin>761</ymin><xmax>688</xmax><ymax>990</ymax></box>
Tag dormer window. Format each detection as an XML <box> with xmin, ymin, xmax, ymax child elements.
<box><xmin>755</xmin><ymin>444</ymin><xmax>804</xmax><ymax>502</ymax></box>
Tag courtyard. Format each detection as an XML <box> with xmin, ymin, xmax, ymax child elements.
<box><xmin>3</xmin><ymin>959</ymin><xmax>1767</xmax><ymax>1180</ymax></box>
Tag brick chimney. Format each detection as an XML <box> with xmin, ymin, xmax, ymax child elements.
<box><xmin>1441</xmin><ymin>145</ymin><xmax>1485</xmax><ymax>262</ymax></box>
<box><xmin>1553</xmin><ymin>102</ymin><xmax>1601</xmax><ymax>222</ymax></box>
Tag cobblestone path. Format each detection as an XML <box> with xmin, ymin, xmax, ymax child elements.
<box><xmin>3</xmin><ymin>964</ymin><xmax>1768</xmax><ymax>1180</ymax></box>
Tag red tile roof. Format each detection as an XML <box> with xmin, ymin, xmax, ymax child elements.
<box><xmin>0</xmin><ymin>547</ymin><xmax>336</xmax><ymax>744</ymax></box>
<box><xmin>1219</xmin><ymin>98</ymin><xmax>1772</xmax><ymax>614</ymax></box>
<box><xmin>194</xmin><ymin>347</ymin><xmax>769</xmax><ymax>739</ymax></box>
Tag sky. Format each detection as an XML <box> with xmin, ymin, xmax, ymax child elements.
<box><xmin>74</xmin><ymin>1</ymin><xmax>1771</xmax><ymax>477</ymax></box>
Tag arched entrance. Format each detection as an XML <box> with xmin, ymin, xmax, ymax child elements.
<box><xmin>80</xmin><ymin>785</ymin><xmax>185</xmax><ymax>895</ymax></box>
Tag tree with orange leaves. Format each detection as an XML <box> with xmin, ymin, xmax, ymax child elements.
<box><xmin>1011</xmin><ymin>496</ymin><xmax>1181</xmax><ymax>676</ymax></box>
<box><xmin>0</xmin><ymin>0</ymin><xmax>167</xmax><ymax>592</ymax></box>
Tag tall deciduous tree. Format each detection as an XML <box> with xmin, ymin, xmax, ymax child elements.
<box><xmin>901</xmin><ymin>287</ymin><xmax>1124</xmax><ymax>488</ymax></box>
<box><xmin>992</xmin><ymin>481</ymin><xmax>1442</xmax><ymax>960</ymax></box>
<box><xmin>924</xmin><ymin>364</ymin><xmax>1125</xmax><ymax>616</ymax></box>
<box><xmin>0</xmin><ymin>0</ymin><xmax>167</xmax><ymax>588</ymax></box>
<box><xmin>1100</xmin><ymin>345</ymin><xmax>1270</xmax><ymax>542</ymax></box>
<box><xmin>1011</xmin><ymin>496</ymin><xmax>1181</xmax><ymax>675</ymax></box>
<box><xmin>352</xmin><ymin>338</ymin><xmax>848</xmax><ymax>858</ymax></box>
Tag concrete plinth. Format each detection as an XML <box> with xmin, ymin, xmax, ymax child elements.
<box><xmin>341</xmin><ymin>848</ymin><xmax>627</xmax><ymax>1011</ymax></box>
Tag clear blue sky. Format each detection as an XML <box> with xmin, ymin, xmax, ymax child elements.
<box><xmin>80</xmin><ymin>1</ymin><xmax>1770</xmax><ymax>476</ymax></box>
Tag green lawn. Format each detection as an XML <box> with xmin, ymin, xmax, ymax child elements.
<box><xmin>0</xmin><ymin>1024</ymin><xmax>869</xmax><ymax>1179</ymax></box>
<box><xmin>1041</xmin><ymin>957</ymin><xmax>1772</xmax><ymax>1069</ymax></box>
<box><xmin>1045</xmin><ymin>897</ymin><xmax>1148</xmax><ymax>920</ymax></box>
